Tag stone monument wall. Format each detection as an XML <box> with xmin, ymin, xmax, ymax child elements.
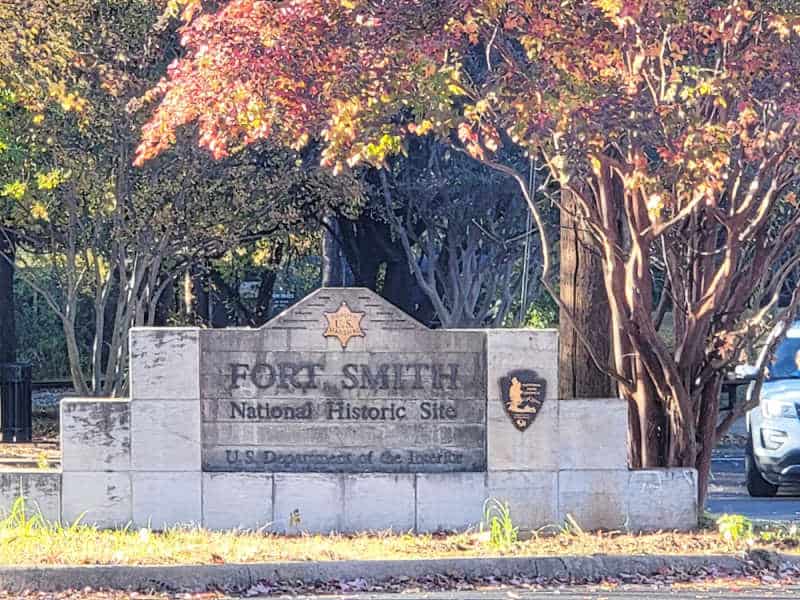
<box><xmin>0</xmin><ymin>288</ymin><xmax>698</xmax><ymax>533</ymax></box>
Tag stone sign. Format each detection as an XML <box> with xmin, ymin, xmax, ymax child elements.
<box><xmin>200</xmin><ymin>289</ymin><xmax>487</xmax><ymax>473</ymax></box>
<box><xmin>0</xmin><ymin>286</ymin><xmax>699</xmax><ymax>534</ymax></box>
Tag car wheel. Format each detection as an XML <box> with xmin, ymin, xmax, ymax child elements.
<box><xmin>746</xmin><ymin>435</ymin><xmax>779</xmax><ymax>497</ymax></box>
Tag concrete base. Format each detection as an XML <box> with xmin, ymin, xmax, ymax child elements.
<box><xmin>0</xmin><ymin>466</ymin><xmax>697</xmax><ymax>533</ymax></box>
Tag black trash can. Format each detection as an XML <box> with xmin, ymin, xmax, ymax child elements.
<box><xmin>0</xmin><ymin>363</ymin><xmax>32</xmax><ymax>443</ymax></box>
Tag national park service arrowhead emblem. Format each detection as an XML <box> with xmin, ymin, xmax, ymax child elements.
<box><xmin>323</xmin><ymin>302</ymin><xmax>366</xmax><ymax>349</ymax></box>
<box><xmin>500</xmin><ymin>369</ymin><xmax>546</xmax><ymax>432</ymax></box>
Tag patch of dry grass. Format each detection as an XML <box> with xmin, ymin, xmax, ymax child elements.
<box><xmin>0</xmin><ymin>441</ymin><xmax>59</xmax><ymax>465</ymax></box>
<box><xmin>0</xmin><ymin>527</ymin><xmax>756</xmax><ymax>566</ymax></box>
<box><xmin>0</xmin><ymin>498</ymin><xmax>796</xmax><ymax>567</ymax></box>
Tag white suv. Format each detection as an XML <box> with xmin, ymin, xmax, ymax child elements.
<box><xmin>746</xmin><ymin>321</ymin><xmax>800</xmax><ymax>497</ymax></box>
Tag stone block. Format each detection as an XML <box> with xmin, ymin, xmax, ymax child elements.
<box><xmin>364</xmin><ymin>329</ymin><xmax>485</xmax><ymax>354</ymax></box>
<box><xmin>202</xmin><ymin>328</ymin><xmax>291</xmax><ymax>354</ymax></box>
<box><xmin>416</xmin><ymin>473</ymin><xmax>485</xmax><ymax>532</ymax></box>
<box><xmin>203</xmin><ymin>473</ymin><xmax>272</xmax><ymax>531</ymax></box>
<box><xmin>559</xmin><ymin>399</ymin><xmax>628</xmax><ymax>470</ymax></box>
<box><xmin>558</xmin><ymin>469</ymin><xmax>629</xmax><ymax>531</ymax></box>
<box><xmin>343</xmin><ymin>474</ymin><xmax>414</xmax><ymax>532</ymax></box>
<box><xmin>130</xmin><ymin>328</ymin><xmax>200</xmax><ymax>400</ymax></box>
<box><xmin>487</xmin><ymin>398</ymin><xmax>559</xmax><ymax>471</ymax></box>
<box><xmin>485</xmin><ymin>329</ymin><xmax>559</xmax><ymax>472</ymax></box>
<box><xmin>62</xmin><ymin>472</ymin><xmax>131</xmax><ymax>528</ymax></box>
<box><xmin>132</xmin><ymin>472</ymin><xmax>201</xmax><ymax>529</ymax></box>
<box><xmin>61</xmin><ymin>399</ymin><xmax>130</xmax><ymax>472</ymax></box>
<box><xmin>0</xmin><ymin>473</ymin><xmax>20</xmax><ymax>517</ymax></box>
<box><xmin>273</xmin><ymin>474</ymin><xmax>344</xmax><ymax>534</ymax></box>
<box><xmin>627</xmin><ymin>469</ymin><xmax>698</xmax><ymax>532</ymax></box>
<box><xmin>259</xmin><ymin>287</ymin><xmax>462</xmax><ymax>354</ymax></box>
<box><xmin>485</xmin><ymin>329</ymin><xmax>559</xmax><ymax>397</ymax></box>
<box><xmin>486</xmin><ymin>471</ymin><xmax>558</xmax><ymax>530</ymax></box>
<box><xmin>19</xmin><ymin>472</ymin><xmax>61</xmax><ymax>523</ymax></box>
<box><xmin>131</xmin><ymin>400</ymin><xmax>201</xmax><ymax>471</ymax></box>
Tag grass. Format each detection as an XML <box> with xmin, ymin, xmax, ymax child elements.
<box><xmin>1</xmin><ymin>499</ymin><xmax>798</xmax><ymax>567</ymax></box>
<box><xmin>482</xmin><ymin>499</ymin><xmax>518</xmax><ymax>551</ymax></box>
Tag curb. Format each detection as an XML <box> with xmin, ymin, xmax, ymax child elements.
<box><xmin>0</xmin><ymin>553</ymin><xmax>795</xmax><ymax>593</ymax></box>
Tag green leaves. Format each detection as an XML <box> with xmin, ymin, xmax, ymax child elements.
<box><xmin>0</xmin><ymin>181</ymin><xmax>26</xmax><ymax>201</ymax></box>
<box><xmin>363</xmin><ymin>133</ymin><xmax>405</xmax><ymax>164</ymax></box>
<box><xmin>716</xmin><ymin>514</ymin><xmax>754</xmax><ymax>544</ymax></box>
<box><xmin>35</xmin><ymin>169</ymin><xmax>67</xmax><ymax>191</ymax></box>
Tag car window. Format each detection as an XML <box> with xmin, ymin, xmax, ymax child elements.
<box><xmin>768</xmin><ymin>337</ymin><xmax>800</xmax><ymax>380</ymax></box>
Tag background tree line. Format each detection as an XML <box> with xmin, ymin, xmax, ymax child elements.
<box><xmin>129</xmin><ymin>0</ymin><xmax>800</xmax><ymax>504</ymax></box>
<box><xmin>0</xmin><ymin>0</ymin><xmax>557</xmax><ymax>392</ymax></box>
<box><xmin>18</xmin><ymin>0</ymin><xmax>797</xmax><ymax>508</ymax></box>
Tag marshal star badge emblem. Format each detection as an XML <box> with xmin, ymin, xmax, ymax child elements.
<box><xmin>499</xmin><ymin>369</ymin><xmax>546</xmax><ymax>432</ymax></box>
<box><xmin>323</xmin><ymin>301</ymin><xmax>366</xmax><ymax>349</ymax></box>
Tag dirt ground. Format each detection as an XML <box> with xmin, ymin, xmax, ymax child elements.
<box><xmin>0</xmin><ymin>399</ymin><xmax>60</xmax><ymax>469</ymax></box>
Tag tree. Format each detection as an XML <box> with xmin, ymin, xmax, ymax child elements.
<box><xmin>3</xmin><ymin>0</ymin><xmax>362</xmax><ymax>393</ymax></box>
<box><xmin>376</xmin><ymin>139</ymin><xmax>550</xmax><ymax>327</ymax></box>
<box><xmin>0</xmin><ymin>0</ymin><xmax>89</xmax><ymax>109</ymax></box>
<box><xmin>0</xmin><ymin>0</ymin><xmax>90</xmax><ymax>364</ymax></box>
<box><xmin>0</xmin><ymin>96</ymin><xmax>80</xmax><ymax>367</ymax></box>
<box><xmin>325</xmin><ymin>206</ymin><xmax>436</xmax><ymax>320</ymax></box>
<box><xmin>135</xmin><ymin>0</ymin><xmax>800</xmax><ymax>504</ymax></box>
<box><xmin>0</xmin><ymin>230</ymin><xmax>14</xmax><ymax>363</ymax></box>
<box><xmin>0</xmin><ymin>96</ymin><xmax>27</xmax><ymax>364</ymax></box>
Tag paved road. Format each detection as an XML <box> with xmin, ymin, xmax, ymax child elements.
<box><xmin>706</xmin><ymin>445</ymin><xmax>800</xmax><ymax>521</ymax></box>
<box><xmin>705</xmin><ymin>416</ymin><xmax>800</xmax><ymax>521</ymax></box>
<box><xmin>243</xmin><ymin>588</ymin><xmax>800</xmax><ymax>599</ymax></box>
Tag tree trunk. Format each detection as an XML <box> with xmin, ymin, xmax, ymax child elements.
<box><xmin>694</xmin><ymin>377</ymin><xmax>722</xmax><ymax>507</ymax></box>
<box><xmin>0</xmin><ymin>233</ymin><xmax>16</xmax><ymax>364</ymax></box>
<box><xmin>353</xmin><ymin>245</ymin><xmax>382</xmax><ymax>289</ymax></box>
<box><xmin>253</xmin><ymin>268</ymin><xmax>277</xmax><ymax>326</ymax></box>
<box><xmin>383</xmin><ymin>257</ymin><xmax>423</xmax><ymax>316</ymax></box>
<box><xmin>322</xmin><ymin>217</ymin><xmax>345</xmax><ymax>287</ymax></box>
<box><xmin>558</xmin><ymin>190</ymin><xmax>613</xmax><ymax>399</ymax></box>
<box><xmin>63</xmin><ymin>316</ymin><xmax>89</xmax><ymax>395</ymax></box>
<box><xmin>154</xmin><ymin>276</ymin><xmax>174</xmax><ymax>326</ymax></box>
<box><xmin>191</xmin><ymin>267</ymin><xmax>210</xmax><ymax>326</ymax></box>
<box><xmin>627</xmin><ymin>375</ymin><xmax>668</xmax><ymax>468</ymax></box>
